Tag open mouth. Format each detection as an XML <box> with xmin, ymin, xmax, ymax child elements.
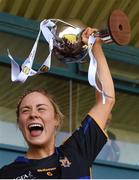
<box><xmin>28</xmin><ymin>123</ymin><xmax>44</xmax><ymax>137</ymax></box>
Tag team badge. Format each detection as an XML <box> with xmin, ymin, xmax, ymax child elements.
<box><xmin>59</xmin><ymin>157</ymin><xmax>71</xmax><ymax>167</ymax></box>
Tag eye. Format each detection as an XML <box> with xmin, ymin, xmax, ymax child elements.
<box><xmin>38</xmin><ymin>107</ymin><xmax>47</xmax><ymax>112</ymax></box>
<box><xmin>20</xmin><ymin>108</ymin><xmax>30</xmax><ymax>114</ymax></box>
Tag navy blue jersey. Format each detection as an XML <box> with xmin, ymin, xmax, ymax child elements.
<box><xmin>0</xmin><ymin>114</ymin><xmax>107</xmax><ymax>179</ymax></box>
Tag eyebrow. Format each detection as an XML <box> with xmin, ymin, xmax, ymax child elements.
<box><xmin>20</xmin><ymin>104</ymin><xmax>48</xmax><ymax>109</ymax></box>
<box><xmin>36</xmin><ymin>104</ymin><xmax>48</xmax><ymax>107</ymax></box>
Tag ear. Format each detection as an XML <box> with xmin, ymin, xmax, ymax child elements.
<box><xmin>54</xmin><ymin>116</ymin><xmax>60</xmax><ymax>130</ymax></box>
<box><xmin>55</xmin><ymin>119</ymin><xmax>60</xmax><ymax>126</ymax></box>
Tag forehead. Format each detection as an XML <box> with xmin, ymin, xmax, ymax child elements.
<box><xmin>20</xmin><ymin>92</ymin><xmax>51</xmax><ymax>106</ymax></box>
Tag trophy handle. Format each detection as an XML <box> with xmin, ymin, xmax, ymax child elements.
<box><xmin>94</xmin><ymin>9</ymin><xmax>131</xmax><ymax>45</ymax></box>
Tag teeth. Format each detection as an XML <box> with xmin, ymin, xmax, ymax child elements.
<box><xmin>28</xmin><ymin>124</ymin><xmax>42</xmax><ymax>128</ymax></box>
<box><xmin>28</xmin><ymin>123</ymin><xmax>44</xmax><ymax>132</ymax></box>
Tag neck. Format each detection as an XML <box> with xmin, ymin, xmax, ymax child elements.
<box><xmin>26</xmin><ymin>144</ymin><xmax>55</xmax><ymax>159</ymax></box>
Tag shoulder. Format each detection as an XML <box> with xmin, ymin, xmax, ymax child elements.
<box><xmin>0</xmin><ymin>161</ymin><xmax>16</xmax><ymax>170</ymax></box>
<box><xmin>59</xmin><ymin>114</ymin><xmax>108</xmax><ymax>165</ymax></box>
<box><xmin>61</xmin><ymin>114</ymin><xmax>108</xmax><ymax>147</ymax></box>
<box><xmin>0</xmin><ymin>161</ymin><xmax>16</xmax><ymax>177</ymax></box>
<box><xmin>0</xmin><ymin>158</ymin><xmax>27</xmax><ymax>178</ymax></box>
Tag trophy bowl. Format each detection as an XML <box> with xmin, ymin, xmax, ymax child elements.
<box><xmin>49</xmin><ymin>9</ymin><xmax>131</xmax><ymax>63</ymax></box>
<box><xmin>50</xmin><ymin>19</ymin><xmax>88</xmax><ymax>63</ymax></box>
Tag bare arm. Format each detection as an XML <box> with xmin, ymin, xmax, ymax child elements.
<box><xmin>82</xmin><ymin>28</ymin><xmax>115</xmax><ymax>130</ymax></box>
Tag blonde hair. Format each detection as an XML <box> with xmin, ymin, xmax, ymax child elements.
<box><xmin>16</xmin><ymin>89</ymin><xmax>64</xmax><ymax>131</ymax></box>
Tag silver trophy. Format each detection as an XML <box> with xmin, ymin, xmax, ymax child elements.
<box><xmin>48</xmin><ymin>9</ymin><xmax>131</xmax><ymax>63</ymax></box>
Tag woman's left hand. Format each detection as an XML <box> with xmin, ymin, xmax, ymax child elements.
<box><xmin>81</xmin><ymin>27</ymin><xmax>101</xmax><ymax>44</ymax></box>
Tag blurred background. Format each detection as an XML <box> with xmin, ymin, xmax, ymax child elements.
<box><xmin>0</xmin><ymin>0</ymin><xmax>139</xmax><ymax>178</ymax></box>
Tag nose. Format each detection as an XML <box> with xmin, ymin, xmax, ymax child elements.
<box><xmin>29</xmin><ymin>110</ymin><xmax>39</xmax><ymax>119</ymax></box>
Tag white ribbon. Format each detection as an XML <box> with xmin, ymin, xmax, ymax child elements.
<box><xmin>88</xmin><ymin>35</ymin><xmax>105</xmax><ymax>104</ymax></box>
<box><xmin>8</xmin><ymin>20</ymin><xmax>55</xmax><ymax>83</ymax></box>
<box><xmin>38</xmin><ymin>20</ymin><xmax>55</xmax><ymax>73</ymax></box>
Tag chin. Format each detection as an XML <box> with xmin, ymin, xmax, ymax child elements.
<box><xmin>27</xmin><ymin>139</ymin><xmax>48</xmax><ymax>148</ymax></box>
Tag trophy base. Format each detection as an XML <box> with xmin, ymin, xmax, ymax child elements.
<box><xmin>108</xmin><ymin>9</ymin><xmax>131</xmax><ymax>45</ymax></box>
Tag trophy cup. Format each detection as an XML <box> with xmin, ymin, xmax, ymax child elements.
<box><xmin>47</xmin><ymin>9</ymin><xmax>131</xmax><ymax>63</ymax></box>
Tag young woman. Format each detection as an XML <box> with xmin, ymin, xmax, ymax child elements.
<box><xmin>0</xmin><ymin>28</ymin><xmax>115</xmax><ymax>179</ymax></box>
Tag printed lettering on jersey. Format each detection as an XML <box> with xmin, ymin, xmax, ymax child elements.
<box><xmin>13</xmin><ymin>170</ymin><xmax>36</xmax><ymax>179</ymax></box>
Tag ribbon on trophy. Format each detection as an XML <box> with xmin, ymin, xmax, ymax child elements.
<box><xmin>7</xmin><ymin>29</ymin><xmax>41</xmax><ymax>83</ymax></box>
<box><xmin>87</xmin><ymin>35</ymin><xmax>105</xmax><ymax>104</ymax></box>
<box><xmin>7</xmin><ymin>19</ymin><xmax>105</xmax><ymax>103</ymax></box>
<box><xmin>7</xmin><ymin>20</ymin><xmax>55</xmax><ymax>83</ymax></box>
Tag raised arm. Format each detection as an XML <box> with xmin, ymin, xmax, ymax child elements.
<box><xmin>82</xmin><ymin>27</ymin><xmax>115</xmax><ymax>130</ymax></box>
